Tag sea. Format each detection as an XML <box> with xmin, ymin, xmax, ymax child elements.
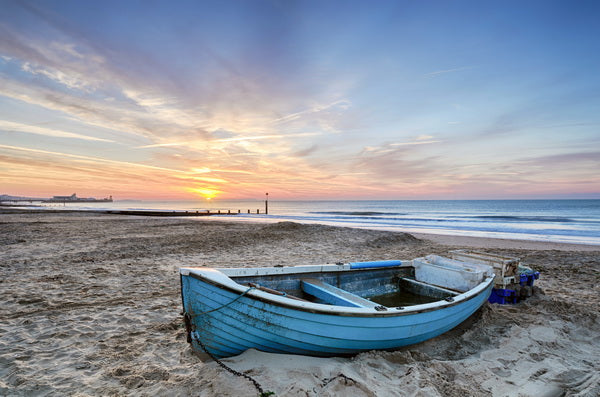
<box><xmin>17</xmin><ymin>199</ymin><xmax>600</xmax><ymax>246</ymax></box>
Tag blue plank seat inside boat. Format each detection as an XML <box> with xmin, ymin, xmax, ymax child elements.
<box><xmin>300</xmin><ymin>278</ymin><xmax>381</xmax><ymax>308</ymax></box>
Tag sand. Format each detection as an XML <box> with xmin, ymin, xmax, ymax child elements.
<box><xmin>1</xmin><ymin>211</ymin><xmax>599</xmax><ymax>396</ymax></box>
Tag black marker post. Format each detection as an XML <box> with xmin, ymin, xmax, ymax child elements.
<box><xmin>265</xmin><ymin>192</ymin><xmax>268</xmax><ymax>215</ymax></box>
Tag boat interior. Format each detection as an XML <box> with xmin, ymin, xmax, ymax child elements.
<box><xmin>230</xmin><ymin>265</ymin><xmax>461</xmax><ymax>309</ymax></box>
<box><xmin>214</xmin><ymin>255</ymin><xmax>495</xmax><ymax>309</ymax></box>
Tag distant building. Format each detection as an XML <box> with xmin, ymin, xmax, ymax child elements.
<box><xmin>45</xmin><ymin>193</ymin><xmax>113</xmax><ymax>203</ymax></box>
<box><xmin>52</xmin><ymin>193</ymin><xmax>78</xmax><ymax>201</ymax></box>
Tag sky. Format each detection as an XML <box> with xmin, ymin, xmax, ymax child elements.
<box><xmin>1</xmin><ymin>0</ymin><xmax>599</xmax><ymax>201</ymax></box>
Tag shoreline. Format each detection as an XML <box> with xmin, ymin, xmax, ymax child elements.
<box><xmin>1</xmin><ymin>211</ymin><xmax>599</xmax><ymax>396</ymax></box>
<box><xmin>410</xmin><ymin>231</ymin><xmax>600</xmax><ymax>252</ymax></box>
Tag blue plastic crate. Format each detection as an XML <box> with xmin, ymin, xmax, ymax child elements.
<box><xmin>488</xmin><ymin>288</ymin><xmax>517</xmax><ymax>304</ymax></box>
<box><xmin>518</xmin><ymin>271</ymin><xmax>540</xmax><ymax>286</ymax></box>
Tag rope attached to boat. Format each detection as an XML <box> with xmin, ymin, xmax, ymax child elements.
<box><xmin>190</xmin><ymin>286</ymin><xmax>256</xmax><ymax>317</ymax></box>
<box><xmin>185</xmin><ymin>285</ymin><xmax>274</xmax><ymax>396</ymax></box>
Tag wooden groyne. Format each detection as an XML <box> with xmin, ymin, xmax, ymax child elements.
<box><xmin>104</xmin><ymin>209</ymin><xmax>255</xmax><ymax>217</ymax></box>
<box><xmin>0</xmin><ymin>206</ymin><xmax>266</xmax><ymax>217</ymax></box>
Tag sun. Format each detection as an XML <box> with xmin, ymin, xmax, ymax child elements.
<box><xmin>186</xmin><ymin>187</ymin><xmax>221</xmax><ymax>200</ymax></box>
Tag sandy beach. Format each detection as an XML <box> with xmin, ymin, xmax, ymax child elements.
<box><xmin>1</xmin><ymin>211</ymin><xmax>599</xmax><ymax>396</ymax></box>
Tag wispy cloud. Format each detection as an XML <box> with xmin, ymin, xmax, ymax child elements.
<box><xmin>424</xmin><ymin>66</ymin><xmax>474</xmax><ymax>77</ymax></box>
<box><xmin>269</xmin><ymin>100</ymin><xmax>352</xmax><ymax>125</ymax></box>
<box><xmin>0</xmin><ymin>120</ymin><xmax>113</xmax><ymax>142</ymax></box>
<box><xmin>212</xmin><ymin>169</ymin><xmax>255</xmax><ymax>175</ymax></box>
<box><xmin>519</xmin><ymin>151</ymin><xmax>600</xmax><ymax>167</ymax></box>
<box><xmin>390</xmin><ymin>139</ymin><xmax>442</xmax><ymax>147</ymax></box>
<box><xmin>265</xmin><ymin>99</ymin><xmax>354</xmax><ymax>135</ymax></box>
<box><xmin>291</xmin><ymin>144</ymin><xmax>319</xmax><ymax>158</ymax></box>
<box><xmin>364</xmin><ymin>137</ymin><xmax>442</xmax><ymax>153</ymax></box>
<box><xmin>136</xmin><ymin>142</ymin><xmax>187</xmax><ymax>149</ymax></box>
<box><xmin>214</xmin><ymin>132</ymin><xmax>321</xmax><ymax>143</ymax></box>
<box><xmin>176</xmin><ymin>175</ymin><xmax>228</xmax><ymax>184</ymax></box>
<box><xmin>357</xmin><ymin>146</ymin><xmax>443</xmax><ymax>182</ymax></box>
<box><xmin>0</xmin><ymin>144</ymin><xmax>183</xmax><ymax>173</ymax></box>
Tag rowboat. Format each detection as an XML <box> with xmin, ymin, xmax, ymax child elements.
<box><xmin>180</xmin><ymin>255</ymin><xmax>495</xmax><ymax>358</ymax></box>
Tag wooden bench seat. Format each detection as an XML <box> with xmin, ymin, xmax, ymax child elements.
<box><xmin>301</xmin><ymin>278</ymin><xmax>380</xmax><ymax>308</ymax></box>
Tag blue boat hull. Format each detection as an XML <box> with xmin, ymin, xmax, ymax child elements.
<box><xmin>180</xmin><ymin>268</ymin><xmax>494</xmax><ymax>358</ymax></box>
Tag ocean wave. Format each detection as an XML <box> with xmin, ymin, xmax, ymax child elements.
<box><xmin>309</xmin><ymin>211</ymin><xmax>407</xmax><ymax>216</ymax></box>
<box><xmin>469</xmin><ymin>215</ymin><xmax>576</xmax><ymax>223</ymax></box>
<box><xmin>304</xmin><ymin>214</ymin><xmax>593</xmax><ymax>225</ymax></box>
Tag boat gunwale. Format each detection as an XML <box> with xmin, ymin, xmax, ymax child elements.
<box><xmin>181</xmin><ymin>266</ymin><xmax>494</xmax><ymax>318</ymax></box>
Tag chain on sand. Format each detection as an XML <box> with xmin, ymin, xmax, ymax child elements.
<box><xmin>196</xmin><ymin>337</ymin><xmax>274</xmax><ymax>397</ymax></box>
